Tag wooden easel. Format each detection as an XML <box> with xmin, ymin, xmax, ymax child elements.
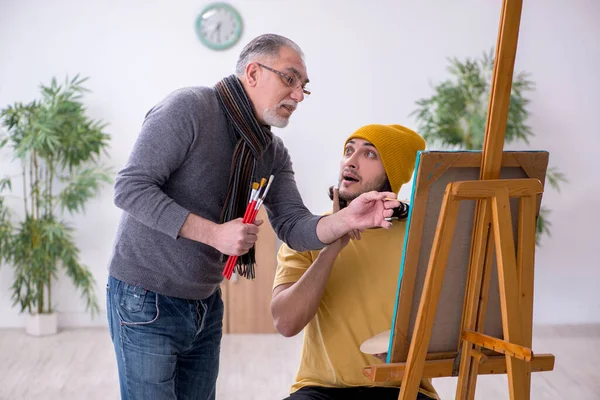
<box><xmin>396</xmin><ymin>176</ymin><xmax>544</xmax><ymax>399</ymax></box>
<box><xmin>363</xmin><ymin>1</ymin><xmax>555</xmax><ymax>399</ymax></box>
<box><xmin>401</xmin><ymin>0</ymin><xmax>541</xmax><ymax>398</ymax></box>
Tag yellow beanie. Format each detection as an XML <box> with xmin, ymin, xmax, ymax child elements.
<box><xmin>344</xmin><ymin>124</ymin><xmax>426</xmax><ymax>194</ymax></box>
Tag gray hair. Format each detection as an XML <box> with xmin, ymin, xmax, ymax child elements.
<box><xmin>235</xmin><ymin>34</ymin><xmax>304</xmax><ymax>77</ymax></box>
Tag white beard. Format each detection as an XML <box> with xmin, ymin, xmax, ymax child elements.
<box><xmin>263</xmin><ymin>106</ymin><xmax>289</xmax><ymax>128</ymax></box>
<box><xmin>262</xmin><ymin>101</ymin><xmax>297</xmax><ymax>128</ymax></box>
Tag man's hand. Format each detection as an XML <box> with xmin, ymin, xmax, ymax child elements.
<box><xmin>211</xmin><ymin>218</ymin><xmax>263</xmax><ymax>256</ymax></box>
<box><xmin>316</xmin><ymin>190</ymin><xmax>399</xmax><ymax>245</ymax></box>
<box><xmin>343</xmin><ymin>191</ymin><xmax>401</xmax><ymax>230</ymax></box>
<box><xmin>179</xmin><ymin>213</ymin><xmax>262</xmax><ymax>255</ymax></box>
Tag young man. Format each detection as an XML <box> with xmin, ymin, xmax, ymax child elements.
<box><xmin>106</xmin><ymin>34</ymin><xmax>400</xmax><ymax>400</ymax></box>
<box><xmin>271</xmin><ymin>124</ymin><xmax>439</xmax><ymax>400</ymax></box>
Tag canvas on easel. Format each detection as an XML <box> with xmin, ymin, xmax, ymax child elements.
<box><xmin>389</xmin><ymin>150</ymin><xmax>550</xmax><ymax>360</ymax></box>
<box><xmin>360</xmin><ymin>151</ymin><xmax>556</xmax><ymax>391</ymax></box>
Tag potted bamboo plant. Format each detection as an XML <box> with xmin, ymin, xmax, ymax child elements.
<box><xmin>0</xmin><ymin>75</ymin><xmax>112</xmax><ymax>335</ymax></box>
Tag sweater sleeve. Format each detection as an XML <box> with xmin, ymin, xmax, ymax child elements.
<box><xmin>113</xmin><ymin>88</ymin><xmax>201</xmax><ymax>239</ymax></box>
<box><xmin>263</xmin><ymin>137</ymin><xmax>327</xmax><ymax>252</ymax></box>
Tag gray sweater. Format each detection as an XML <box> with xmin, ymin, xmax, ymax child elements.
<box><xmin>108</xmin><ymin>86</ymin><xmax>325</xmax><ymax>300</ymax></box>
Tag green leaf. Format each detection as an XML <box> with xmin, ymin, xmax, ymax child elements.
<box><xmin>58</xmin><ymin>229</ymin><xmax>100</xmax><ymax>317</ymax></box>
<box><xmin>546</xmin><ymin>166</ymin><xmax>568</xmax><ymax>192</ymax></box>
<box><xmin>58</xmin><ymin>166</ymin><xmax>112</xmax><ymax>214</ymax></box>
<box><xmin>0</xmin><ymin>177</ymin><xmax>11</xmax><ymax>193</ymax></box>
<box><xmin>0</xmin><ymin>198</ymin><xmax>14</xmax><ymax>265</ymax></box>
<box><xmin>536</xmin><ymin>206</ymin><xmax>552</xmax><ymax>245</ymax></box>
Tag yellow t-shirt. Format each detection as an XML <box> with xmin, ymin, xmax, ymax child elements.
<box><xmin>273</xmin><ymin>218</ymin><xmax>438</xmax><ymax>399</ymax></box>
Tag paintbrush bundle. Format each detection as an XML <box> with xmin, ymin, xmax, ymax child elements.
<box><xmin>222</xmin><ymin>175</ymin><xmax>274</xmax><ymax>280</ymax></box>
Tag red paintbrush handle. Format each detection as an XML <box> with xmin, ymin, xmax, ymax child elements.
<box><xmin>242</xmin><ymin>201</ymin><xmax>256</xmax><ymax>223</ymax></box>
<box><xmin>223</xmin><ymin>200</ymin><xmax>256</xmax><ymax>279</ymax></box>
<box><xmin>250</xmin><ymin>207</ymin><xmax>259</xmax><ymax>222</ymax></box>
<box><xmin>223</xmin><ymin>201</ymin><xmax>264</xmax><ymax>279</ymax></box>
<box><xmin>223</xmin><ymin>256</ymin><xmax>236</xmax><ymax>277</ymax></box>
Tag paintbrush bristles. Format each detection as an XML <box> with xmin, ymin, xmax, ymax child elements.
<box><xmin>262</xmin><ymin>175</ymin><xmax>274</xmax><ymax>197</ymax></box>
<box><xmin>254</xmin><ymin>175</ymin><xmax>274</xmax><ymax>211</ymax></box>
<box><xmin>248</xmin><ymin>182</ymin><xmax>260</xmax><ymax>203</ymax></box>
<box><xmin>256</xmin><ymin>178</ymin><xmax>268</xmax><ymax>199</ymax></box>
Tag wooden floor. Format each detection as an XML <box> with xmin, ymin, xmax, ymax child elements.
<box><xmin>0</xmin><ymin>324</ymin><xmax>598</xmax><ymax>399</ymax></box>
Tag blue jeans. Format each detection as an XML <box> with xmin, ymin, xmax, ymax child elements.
<box><xmin>106</xmin><ymin>275</ymin><xmax>223</xmax><ymax>400</ymax></box>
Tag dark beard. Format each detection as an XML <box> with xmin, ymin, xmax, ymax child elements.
<box><xmin>328</xmin><ymin>178</ymin><xmax>392</xmax><ymax>210</ymax></box>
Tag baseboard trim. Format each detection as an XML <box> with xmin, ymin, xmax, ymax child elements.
<box><xmin>0</xmin><ymin>310</ymin><xmax>108</xmax><ymax>328</ymax></box>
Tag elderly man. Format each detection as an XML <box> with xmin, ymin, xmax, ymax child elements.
<box><xmin>271</xmin><ymin>124</ymin><xmax>439</xmax><ymax>400</ymax></box>
<box><xmin>106</xmin><ymin>34</ymin><xmax>400</xmax><ymax>400</ymax></box>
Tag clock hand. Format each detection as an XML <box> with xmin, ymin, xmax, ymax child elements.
<box><xmin>213</xmin><ymin>22</ymin><xmax>222</xmax><ymax>42</ymax></box>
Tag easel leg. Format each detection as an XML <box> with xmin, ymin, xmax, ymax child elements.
<box><xmin>491</xmin><ymin>188</ymin><xmax>530</xmax><ymax>400</ymax></box>
<box><xmin>456</xmin><ymin>199</ymin><xmax>492</xmax><ymax>400</ymax></box>
<box><xmin>466</xmin><ymin>237</ymin><xmax>495</xmax><ymax>398</ymax></box>
<box><xmin>456</xmin><ymin>199</ymin><xmax>496</xmax><ymax>400</ymax></box>
<box><xmin>517</xmin><ymin>195</ymin><xmax>537</xmax><ymax>390</ymax></box>
<box><xmin>399</xmin><ymin>187</ymin><xmax>461</xmax><ymax>400</ymax></box>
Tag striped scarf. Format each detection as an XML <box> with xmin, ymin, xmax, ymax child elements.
<box><xmin>215</xmin><ymin>74</ymin><xmax>273</xmax><ymax>279</ymax></box>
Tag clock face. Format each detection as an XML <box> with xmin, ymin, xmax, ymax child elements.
<box><xmin>195</xmin><ymin>2</ymin><xmax>243</xmax><ymax>51</ymax></box>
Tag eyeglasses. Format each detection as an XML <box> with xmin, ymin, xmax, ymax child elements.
<box><xmin>256</xmin><ymin>63</ymin><xmax>311</xmax><ymax>96</ymax></box>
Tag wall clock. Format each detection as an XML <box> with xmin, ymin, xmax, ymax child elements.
<box><xmin>195</xmin><ymin>2</ymin><xmax>243</xmax><ymax>51</ymax></box>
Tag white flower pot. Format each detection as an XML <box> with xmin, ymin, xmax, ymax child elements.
<box><xmin>26</xmin><ymin>312</ymin><xmax>58</xmax><ymax>336</ymax></box>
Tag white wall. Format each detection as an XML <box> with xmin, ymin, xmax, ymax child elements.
<box><xmin>0</xmin><ymin>0</ymin><xmax>598</xmax><ymax>327</ymax></box>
